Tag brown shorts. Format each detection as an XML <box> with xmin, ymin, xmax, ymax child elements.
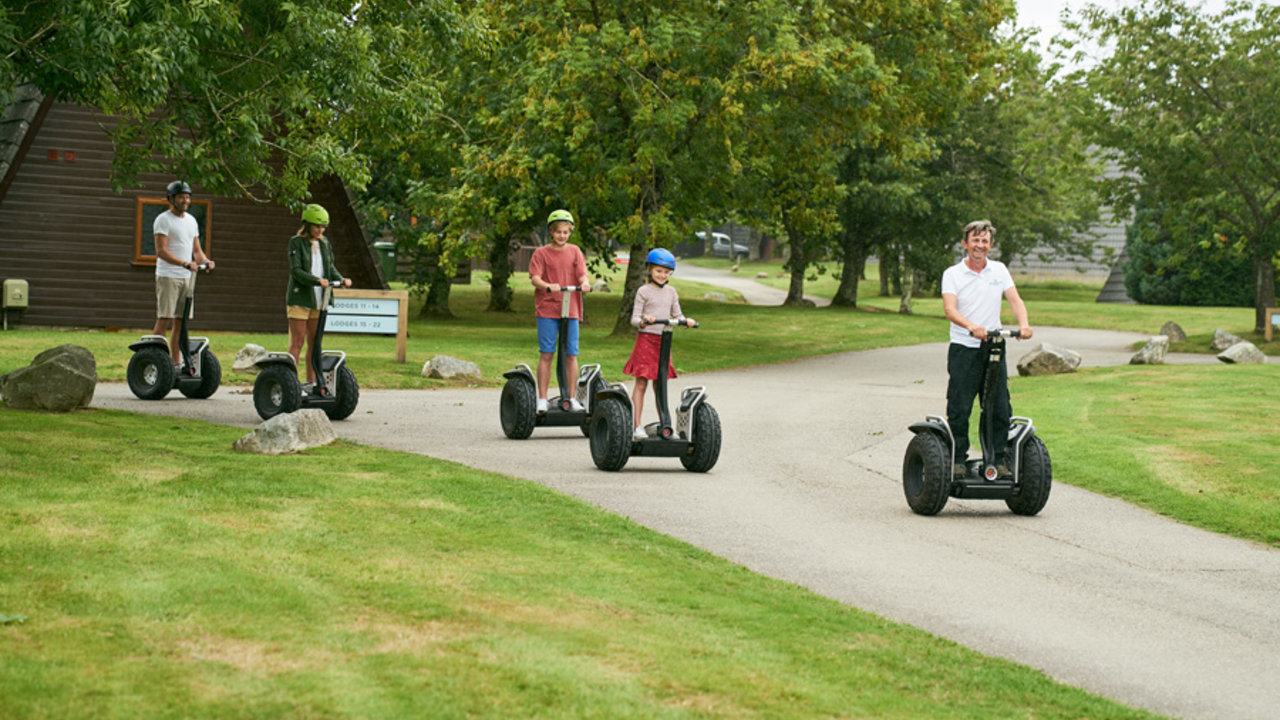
<box><xmin>156</xmin><ymin>277</ymin><xmax>192</xmax><ymax>319</ymax></box>
<box><xmin>286</xmin><ymin>305</ymin><xmax>321</xmax><ymax>320</ymax></box>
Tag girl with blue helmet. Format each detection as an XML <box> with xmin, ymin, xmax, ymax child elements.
<box><xmin>623</xmin><ymin>248</ymin><xmax>696</xmax><ymax>439</ymax></box>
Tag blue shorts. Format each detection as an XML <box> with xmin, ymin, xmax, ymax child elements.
<box><xmin>537</xmin><ymin>316</ymin><xmax>579</xmax><ymax>355</ymax></box>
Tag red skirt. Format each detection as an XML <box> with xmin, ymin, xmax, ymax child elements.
<box><xmin>624</xmin><ymin>332</ymin><xmax>677</xmax><ymax>380</ymax></box>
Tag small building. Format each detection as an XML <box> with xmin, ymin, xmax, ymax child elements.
<box><xmin>0</xmin><ymin>88</ymin><xmax>384</xmax><ymax>332</ymax></box>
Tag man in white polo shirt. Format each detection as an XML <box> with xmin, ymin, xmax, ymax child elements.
<box><xmin>940</xmin><ymin>220</ymin><xmax>1032</xmax><ymax>478</ymax></box>
<box><xmin>153</xmin><ymin>180</ymin><xmax>214</xmax><ymax>368</ymax></box>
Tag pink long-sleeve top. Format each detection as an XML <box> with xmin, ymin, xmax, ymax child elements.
<box><xmin>631</xmin><ymin>283</ymin><xmax>685</xmax><ymax>335</ymax></box>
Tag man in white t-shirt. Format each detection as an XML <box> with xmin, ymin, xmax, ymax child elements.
<box><xmin>940</xmin><ymin>220</ymin><xmax>1032</xmax><ymax>478</ymax></box>
<box><xmin>153</xmin><ymin>180</ymin><xmax>214</xmax><ymax>366</ymax></box>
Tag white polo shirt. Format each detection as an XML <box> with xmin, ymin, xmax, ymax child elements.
<box><xmin>941</xmin><ymin>258</ymin><xmax>1014</xmax><ymax>348</ymax></box>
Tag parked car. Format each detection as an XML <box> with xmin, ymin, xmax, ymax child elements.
<box><xmin>695</xmin><ymin>231</ymin><xmax>749</xmax><ymax>260</ymax></box>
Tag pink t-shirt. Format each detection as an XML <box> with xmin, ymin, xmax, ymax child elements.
<box><xmin>529</xmin><ymin>243</ymin><xmax>587</xmax><ymax>319</ymax></box>
<box><xmin>631</xmin><ymin>283</ymin><xmax>684</xmax><ymax>335</ymax></box>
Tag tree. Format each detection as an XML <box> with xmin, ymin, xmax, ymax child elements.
<box><xmin>1064</xmin><ymin>0</ymin><xmax>1280</xmax><ymax>332</ymax></box>
<box><xmin>1</xmin><ymin>0</ymin><xmax>479</xmax><ymax>203</ymax></box>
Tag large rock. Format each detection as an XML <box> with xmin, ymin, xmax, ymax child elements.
<box><xmin>232</xmin><ymin>343</ymin><xmax>269</xmax><ymax>375</ymax></box>
<box><xmin>422</xmin><ymin>354</ymin><xmax>482</xmax><ymax>380</ymax></box>
<box><xmin>0</xmin><ymin>344</ymin><xmax>97</xmax><ymax>412</ymax></box>
<box><xmin>1130</xmin><ymin>335</ymin><xmax>1169</xmax><ymax>365</ymax></box>
<box><xmin>1211</xmin><ymin>328</ymin><xmax>1244</xmax><ymax>351</ymax></box>
<box><xmin>591</xmin><ymin>278</ymin><xmax>611</xmax><ymax>293</ymax></box>
<box><xmin>233</xmin><ymin>409</ymin><xmax>336</xmax><ymax>454</ymax></box>
<box><xmin>1217</xmin><ymin>341</ymin><xmax>1267</xmax><ymax>364</ymax></box>
<box><xmin>1159</xmin><ymin>321</ymin><xmax>1187</xmax><ymax>344</ymax></box>
<box><xmin>702</xmin><ymin>292</ymin><xmax>728</xmax><ymax>302</ymax></box>
<box><xmin>1016</xmin><ymin>343</ymin><xmax>1082</xmax><ymax>376</ymax></box>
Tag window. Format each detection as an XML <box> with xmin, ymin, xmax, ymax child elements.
<box><xmin>133</xmin><ymin>197</ymin><xmax>211</xmax><ymax>265</ymax></box>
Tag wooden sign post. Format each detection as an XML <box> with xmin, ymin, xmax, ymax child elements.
<box><xmin>328</xmin><ymin>288</ymin><xmax>409</xmax><ymax>363</ymax></box>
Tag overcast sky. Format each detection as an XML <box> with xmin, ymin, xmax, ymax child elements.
<box><xmin>1012</xmin><ymin>0</ymin><xmax>1248</xmax><ymax>40</ymax></box>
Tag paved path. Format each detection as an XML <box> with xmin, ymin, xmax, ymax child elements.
<box><xmin>677</xmin><ymin>263</ymin><xmax>831</xmax><ymax>306</ymax></box>
<box><xmin>92</xmin><ymin>327</ymin><xmax>1279</xmax><ymax>720</ymax></box>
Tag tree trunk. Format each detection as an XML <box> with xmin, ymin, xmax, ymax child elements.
<box><xmin>898</xmin><ymin>253</ymin><xmax>914</xmax><ymax>315</ymax></box>
<box><xmin>486</xmin><ymin>233</ymin><xmax>516</xmax><ymax>312</ymax></box>
<box><xmin>782</xmin><ymin>213</ymin><xmax>809</xmax><ymax>306</ymax></box>
<box><xmin>422</xmin><ymin>268</ymin><xmax>454</xmax><ymax>319</ymax></box>
<box><xmin>611</xmin><ymin>242</ymin><xmax>649</xmax><ymax>336</ymax></box>
<box><xmin>1254</xmin><ymin>252</ymin><xmax>1277</xmax><ymax>333</ymax></box>
<box><xmin>832</xmin><ymin>231</ymin><xmax>866</xmax><ymax>307</ymax></box>
<box><xmin>879</xmin><ymin>252</ymin><xmax>895</xmax><ymax>296</ymax></box>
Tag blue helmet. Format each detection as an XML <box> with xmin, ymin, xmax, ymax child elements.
<box><xmin>646</xmin><ymin>248</ymin><xmax>676</xmax><ymax>270</ymax></box>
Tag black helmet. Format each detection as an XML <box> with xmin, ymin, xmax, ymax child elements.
<box><xmin>166</xmin><ymin>180</ymin><xmax>193</xmax><ymax>198</ymax></box>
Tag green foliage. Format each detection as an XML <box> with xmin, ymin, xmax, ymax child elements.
<box><xmin>0</xmin><ymin>0</ymin><xmax>482</xmax><ymax>202</ymax></box>
<box><xmin>1124</xmin><ymin>202</ymin><xmax>1263</xmax><ymax>307</ymax></box>
<box><xmin>1063</xmin><ymin>0</ymin><xmax>1280</xmax><ymax>328</ymax></box>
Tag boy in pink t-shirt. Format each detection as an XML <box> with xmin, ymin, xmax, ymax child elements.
<box><xmin>527</xmin><ymin>209</ymin><xmax>591</xmax><ymax>413</ymax></box>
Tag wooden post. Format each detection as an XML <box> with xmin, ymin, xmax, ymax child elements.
<box><xmin>1266</xmin><ymin>307</ymin><xmax>1279</xmax><ymax>342</ymax></box>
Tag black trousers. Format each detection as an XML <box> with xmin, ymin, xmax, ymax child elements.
<box><xmin>946</xmin><ymin>342</ymin><xmax>1011</xmax><ymax>464</ymax></box>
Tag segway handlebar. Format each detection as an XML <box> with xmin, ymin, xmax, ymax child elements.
<box><xmin>650</xmin><ymin>318</ymin><xmax>699</xmax><ymax>328</ymax></box>
<box><xmin>543</xmin><ymin>285</ymin><xmax>582</xmax><ymax>292</ymax></box>
<box><xmin>971</xmin><ymin>328</ymin><xmax>1025</xmax><ymax>339</ymax></box>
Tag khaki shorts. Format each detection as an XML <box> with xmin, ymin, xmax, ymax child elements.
<box><xmin>156</xmin><ymin>277</ymin><xmax>192</xmax><ymax>319</ymax></box>
<box><xmin>287</xmin><ymin>305</ymin><xmax>322</xmax><ymax>320</ymax></box>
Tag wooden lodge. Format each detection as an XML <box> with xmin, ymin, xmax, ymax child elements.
<box><xmin>0</xmin><ymin>89</ymin><xmax>384</xmax><ymax>332</ymax></box>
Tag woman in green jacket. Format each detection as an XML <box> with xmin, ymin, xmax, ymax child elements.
<box><xmin>286</xmin><ymin>203</ymin><xmax>350</xmax><ymax>384</ymax></box>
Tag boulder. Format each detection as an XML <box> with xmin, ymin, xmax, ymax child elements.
<box><xmin>1129</xmin><ymin>335</ymin><xmax>1169</xmax><ymax>365</ymax></box>
<box><xmin>1016</xmin><ymin>343</ymin><xmax>1082</xmax><ymax>376</ymax></box>
<box><xmin>702</xmin><ymin>292</ymin><xmax>728</xmax><ymax>302</ymax></box>
<box><xmin>756</xmin><ymin>271</ymin><xmax>768</xmax><ymax>279</ymax></box>
<box><xmin>232</xmin><ymin>343</ymin><xmax>269</xmax><ymax>375</ymax></box>
<box><xmin>233</xmin><ymin>409</ymin><xmax>336</xmax><ymax>455</ymax></box>
<box><xmin>422</xmin><ymin>354</ymin><xmax>482</xmax><ymax>380</ymax></box>
<box><xmin>1217</xmin><ymin>341</ymin><xmax>1267</xmax><ymax>364</ymax></box>
<box><xmin>1211</xmin><ymin>328</ymin><xmax>1244</xmax><ymax>351</ymax></box>
<box><xmin>0</xmin><ymin>344</ymin><xmax>97</xmax><ymax>412</ymax></box>
<box><xmin>1159</xmin><ymin>321</ymin><xmax>1187</xmax><ymax>344</ymax></box>
<box><xmin>591</xmin><ymin>278</ymin><xmax>611</xmax><ymax>293</ymax></box>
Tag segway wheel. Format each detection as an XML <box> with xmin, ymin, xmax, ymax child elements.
<box><xmin>178</xmin><ymin>349</ymin><xmax>221</xmax><ymax>399</ymax></box>
<box><xmin>1005</xmin><ymin>435</ymin><xmax>1052</xmax><ymax>516</ymax></box>
<box><xmin>903</xmin><ymin>432</ymin><xmax>952</xmax><ymax>516</ymax></box>
<box><xmin>254</xmin><ymin>365</ymin><xmax>302</xmax><ymax>420</ymax></box>
<box><xmin>499</xmin><ymin>376</ymin><xmax>537</xmax><ymax>439</ymax></box>
<box><xmin>579</xmin><ymin>375</ymin><xmax>607</xmax><ymax>437</ymax></box>
<box><xmin>127</xmin><ymin>347</ymin><xmax>175</xmax><ymax>400</ymax></box>
<box><xmin>590</xmin><ymin>397</ymin><xmax>632</xmax><ymax>471</ymax></box>
<box><xmin>680</xmin><ymin>402</ymin><xmax>721</xmax><ymax>473</ymax></box>
<box><xmin>324</xmin><ymin>366</ymin><xmax>360</xmax><ymax>420</ymax></box>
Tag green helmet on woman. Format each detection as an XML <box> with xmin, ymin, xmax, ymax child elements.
<box><xmin>301</xmin><ymin>203</ymin><xmax>330</xmax><ymax>225</ymax></box>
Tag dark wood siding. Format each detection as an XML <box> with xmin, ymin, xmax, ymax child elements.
<box><xmin>0</xmin><ymin>101</ymin><xmax>382</xmax><ymax>332</ymax></box>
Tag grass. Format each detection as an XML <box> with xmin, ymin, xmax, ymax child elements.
<box><xmin>0</xmin><ymin>407</ymin><xmax>1159</xmax><ymax>719</ymax></box>
<box><xmin>1014</xmin><ymin>364</ymin><xmax>1280</xmax><ymax>547</ymax></box>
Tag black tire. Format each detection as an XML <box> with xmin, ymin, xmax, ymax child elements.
<box><xmin>680</xmin><ymin>402</ymin><xmax>721</xmax><ymax>472</ymax></box>
<box><xmin>590</xmin><ymin>397</ymin><xmax>632</xmax><ymax>471</ymax></box>
<box><xmin>903</xmin><ymin>432</ymin><xmax>952</xmax><ymax>516</ymax></box>
<box><xmin>324</xmin><ymin>365</ymin><xmax>360</xmax><ymax>420</ymax></box>
<box><xmin>500</xmin><ymin>376</ymin><xmax>537</xmax><ymax>439</ymax></box>
<box><xmin>254</xmin><ymin>365</ymin><xmax>301</xmax><ymax>420</ymax></box>
<box><xmin>579</xmin><ymin>375</ymin><xmax>607</xmax><ymax>437</ymax></box>
<box><xmin>1006</xmin><ymin>435</ymin><xmax>1052</xmax><ymax>516</ymax></box>
<box><xmin>178</xmin><ymin>349</ymin><xmax>221</xmax><ymax>399</ymax></box>
<box><xmin>127</xmin><ymin>347</ymin><xmax>175</xmax><ymax>400</ymax></box>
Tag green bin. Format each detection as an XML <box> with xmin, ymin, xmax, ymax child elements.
<box><xmin>373</xmin><ymin>241</ymin><xmax>397</xmax><ymax>282</ymax></box>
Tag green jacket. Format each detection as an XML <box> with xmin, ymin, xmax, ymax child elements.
<box><xmin>286</xmin><ymin>234</ymin><xmax>344</xmax><ymax>309</ymax></box>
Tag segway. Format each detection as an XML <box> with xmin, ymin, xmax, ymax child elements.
<box><xmin>589</xmin><ymin>319</ymin><xmax>721</xmax><ymax>472</ymax></box>
<box><xmin>252</xmin><ymin>284</ymin><xmax>359</xmax><ymax>421</ymax></box>
<box><xmin>127</xmin><ymin>264</ymin><xmax>221</xmax><ymax>400</ymax></box>
<box><xmin>903</xmin><ymin>328</ymin><xmax>1052</xmax><ymax>516</ymax></box>
<box><xmin>500</xmin><ymin>286</ymin><xmax>606</xmax><ymax>439</ymax></box>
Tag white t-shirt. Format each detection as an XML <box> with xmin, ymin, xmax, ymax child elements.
<box><xmin>310</xmin><ymin>240</ymin><xmax>324</xmax><ymax>306</ymax></box>
<box><xmin>153</xmin><ymin>210</ymin><xmax>201</xmax><ymax>279</ymax></box>
<box><xmin>941</xmin><ymin>258</ymin><xmax>1014</xmax><ymax>348</ymax></box>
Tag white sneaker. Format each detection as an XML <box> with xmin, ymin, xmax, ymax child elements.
<box><xmin>633</xmin><ymin>427</ymin><xmax>647</xmax><ymax>440</ymax></box>
<box><xmin>536</xmin><ymin>398</ymin><xmax>549</xmax><ymax>413</ymax></box>
<box><xmin>569</xmin><ymin>398</ymin><xmax>585</xmax><ymax>412</ymax></box>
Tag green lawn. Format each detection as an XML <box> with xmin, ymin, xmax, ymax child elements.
<box><xmin>0</xmin><ymin>408</ymin><xmax>1158</xmax><ymax>719</ymax></box>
